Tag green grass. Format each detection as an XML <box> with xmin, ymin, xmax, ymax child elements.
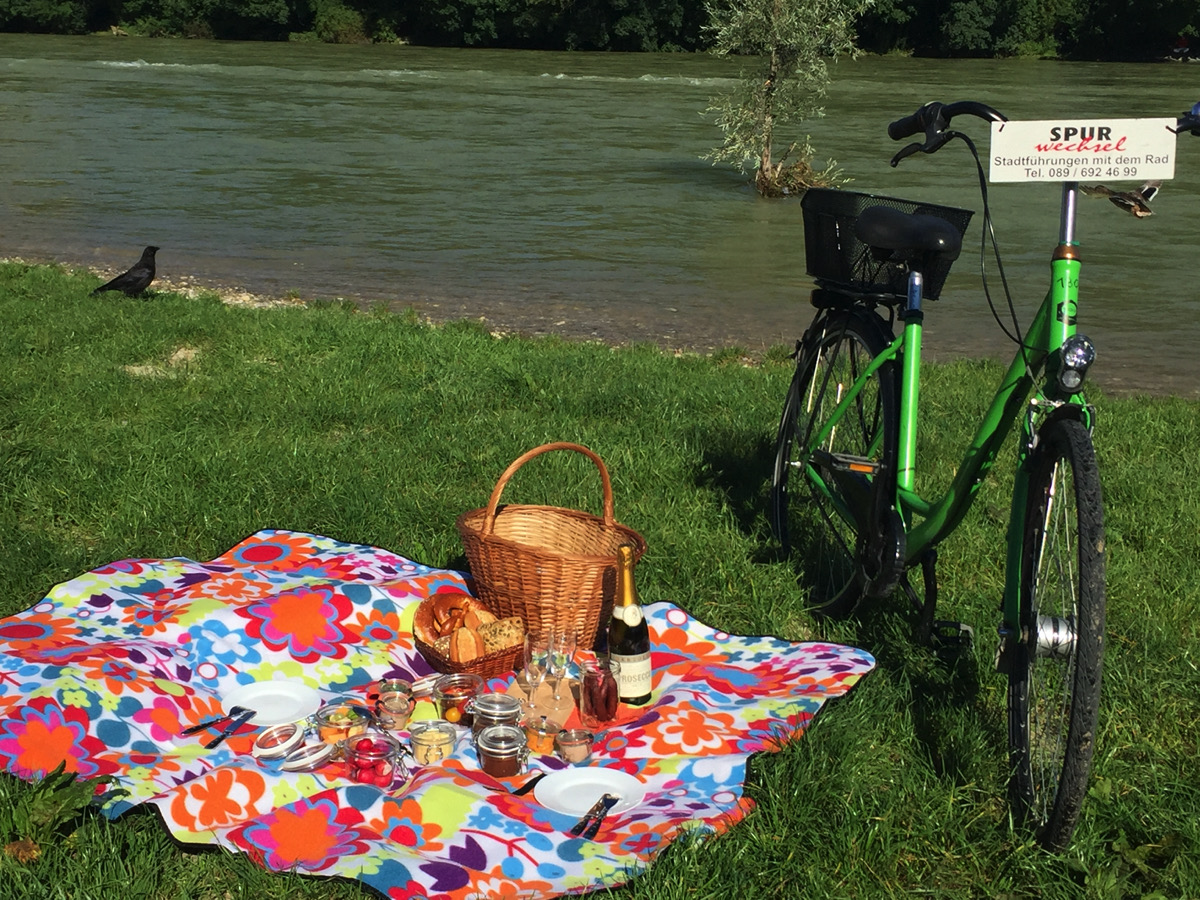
<box><xmin>1</xmin><ymin>261</ymin><xmax>1197</xmax><ymax>899</ymax></box>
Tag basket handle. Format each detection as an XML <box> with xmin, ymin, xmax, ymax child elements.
<box><xmin>482</xmin><ymin>442</ymin><xmax>616</xmax><ymax>536</ymax></box>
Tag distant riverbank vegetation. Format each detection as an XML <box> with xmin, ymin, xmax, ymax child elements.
<box><xmin>0</xmin><ymin>0</ymin><xmax>1195</xmax><ymax>60</ymax></box>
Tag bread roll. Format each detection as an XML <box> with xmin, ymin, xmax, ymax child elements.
<box><xmin>478</xmin><ymin>617</ymin><xmax>524</xmax><ymax>653</ymax></box>
<box><xmin>448</xmin><ymin>626</ymin><xmax>486</xmax><ymax>663</ymax></box>
<box><xmin>463</xmin><ymin>608</ymin><xmax>497</xmax><ymax>630</ymax></box>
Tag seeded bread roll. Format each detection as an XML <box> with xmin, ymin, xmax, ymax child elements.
<box><xmin>478</xmin><ymin>617</ymin><xmax>524</xmax><ymax>653</ymax></box>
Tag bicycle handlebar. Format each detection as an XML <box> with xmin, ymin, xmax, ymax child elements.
<box><xmin>892</xmin><ymin>98</ymin><xmax>1200</xmax><ymax>149</ymax></box>
<box><xmin>1172</xmin><ymin>101</ymin><xmax>1200</xmax><ymax>136</ymax></box>
<box><xmin>887</xmin><ymin>100</ymin><xmax>1007</xmax><ymax>167</ymax></box>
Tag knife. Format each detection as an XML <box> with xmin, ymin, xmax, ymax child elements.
<box><xmin>182</xmin><ymin>705</ymin><xmax>249</xmax><ymax>736</ymax></box>
<box><xmin>203</xmin><ymin>707</ymin><xmax>256</xmax><ymax>749</ymax></box>
<box><xmin>569</xmin><ymin>793</ymin><xmax>618</xmax><ymax>837</ymax></box>
<box><xmin>580</xmin><ymin>794</ymin><xmax>619</xmax><ymax>840</ymax></box>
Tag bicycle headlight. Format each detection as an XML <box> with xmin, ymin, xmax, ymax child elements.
<box><xmin>1057</xmin><ymin>335</ymin><xmax>1095</xmax><ymax>393</ymax></box>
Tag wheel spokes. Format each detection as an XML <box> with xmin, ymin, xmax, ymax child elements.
<box><xmin>1028</xmin><ymin>459</ymin><xmax>1080</xmax><ymax>823</ymax></box>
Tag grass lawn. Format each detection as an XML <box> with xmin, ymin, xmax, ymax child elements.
<box><xmin>0</xmin><ymin>261</ymin><xmax>1197</xmax><ymax>899</ymax></box>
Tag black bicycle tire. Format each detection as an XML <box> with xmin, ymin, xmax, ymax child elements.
<box><xmin>770</xmin><ymin>307</ymin><xmax>899</xmax><ymax>616</ymax></box>
<box><xmin>1008</xmin><ymin>416</ymin><xmax>1105</xmax><ymax>850</ymax></box>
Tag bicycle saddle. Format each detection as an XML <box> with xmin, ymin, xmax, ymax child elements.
<box><xmin>854</xmin><ymin>205</ymin><xmax>963</xmax><ymax>261</ymax></box>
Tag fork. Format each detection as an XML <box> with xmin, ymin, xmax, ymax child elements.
<box><xmin>569</xmin><ymin>793</ymin><xmax>618</xmax><ymax>838</ymax></box>
<box><xmin>203</xmin><ymin>708</ymin><xmax>257</xmax><ymax>750</ymax></box>
<box><xmin>181</xmin><ymin>705</ymin><xmax>250</xmax><ymax>736</ymax></box>
<box><xmin>581</xmin><ymin>796</ymin><xmax>619</xmax><ymax>840</ymax></box>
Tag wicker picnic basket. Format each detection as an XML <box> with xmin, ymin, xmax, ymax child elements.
<box><xmin>455</xmin><ymin>442</ymin><xmax>647</xmax><ymax>651</ymax></box>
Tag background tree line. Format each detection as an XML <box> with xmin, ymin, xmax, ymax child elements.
<box><xmin>0</xmin><ymin>0</ymin><xmax>1196</xmax><ymax>59</ymax></box>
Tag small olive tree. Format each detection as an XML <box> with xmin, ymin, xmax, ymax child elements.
<box><xmin>704</xmin><ymin>0</ymin><xmax>871</xmax><ymax>196</ymax></box>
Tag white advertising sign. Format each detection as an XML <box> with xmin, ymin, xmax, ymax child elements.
<box><xmin>989</xmin><ymin>118</ymin><xmax>1176</xmax><ymax>183</ymax></box>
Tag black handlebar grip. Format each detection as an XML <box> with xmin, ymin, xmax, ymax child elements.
<box><xmin>1175</xmin><ymin>101</ymin><xmax>1200</xmax><ymax>136</ymax></box>
<box><xmin>888</xmin><ymin>109</ymin><xmax>927</xmax><ymax>141</ymax></box>
<box><xmin>888</xmin><ymin>101</ymin><xmax>943</xmax><ymax>140</ymax></box>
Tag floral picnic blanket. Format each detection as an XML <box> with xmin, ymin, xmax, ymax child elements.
<box><xmin>0</xmin><ymin>530</ymin><xmax>875</xmax><ymax>898</ymax></box>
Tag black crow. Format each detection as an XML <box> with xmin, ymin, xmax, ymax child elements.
<box><xmin>93</xmin><ymin>246</ymin><xmax>159</xmax><ymax>296</ymax></box>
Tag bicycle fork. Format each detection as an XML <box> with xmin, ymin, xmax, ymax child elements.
<box><xmin>998</xmin><ymin>181</ymin><xmax>1091</xmax><ymax>670</ymax></box>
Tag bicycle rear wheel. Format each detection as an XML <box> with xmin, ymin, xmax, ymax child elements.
<box><xmin>770</xmin><ymin>308</ymin><xmax>898</xmax><ymax>616</ymax></box>
<box><xmin>1008</xmin><ymin>416</ymin><xmax>1105</xmax><ymax>850</ymax></box>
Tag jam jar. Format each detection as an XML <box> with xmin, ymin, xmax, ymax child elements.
<box><xmin>433</xmin><ymin>673</ymin><xmax>484</xmax><ymax>727</ymax></box>
<box><xmin>252</xmin><ymin>722</ymin><xmax>307</xmax><ymax>760</ymax></box>
<box><xmin>468</xmin><ymin>692</ymin><xmax>524</xmax><ymax>739</ymax></box>
<box><xmin>554</xmin><ymin>728</ymin><xmax>594</xmax><ymax>764</ymax></box>
<box><xmin>279</xmin><ymin>742</ymin><xmax>337</xmax><ymax>773</ymax></box>
<box><xmin>409</xmin><ymin>720</ymin><xmax>458</xmax><ymax>765</ymax></box>
<box><xmin>522</xmin><ymin>715</ymin><xmax>562</xmax><ymax>756</ymax></box>
<box><xmin>315</xmin><ymin>703</ymin><xmax>373</xmax><ymax>747</ymax></box>
<box><xmin>579</xmin><ymin>657</ymin><xmax>621</xmax><ymax>729</ymax></box>
<box><xmin>345</xmin><ymin>733</ymin><xmax>407</xmax><ymax>788</ymax></box>
<box><xmin>475</xmin><ymin>723</ymin><xmax>528</xmax><ymax>778</ymax></box>
<box><xmin>375</xmin><ymin>678</ymin><xmax>414</xmax><ymax>731</ymax></box>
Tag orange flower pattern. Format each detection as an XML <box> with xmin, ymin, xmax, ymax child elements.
<box><xmin>167</xmin><ymin>766</ymin><xmax>269</xmax><ymax>830</ymax></box>
<box><xmin>0</xmin><ymin>530</ymin><xmax>874</xmax><ymax>899</ymax></box>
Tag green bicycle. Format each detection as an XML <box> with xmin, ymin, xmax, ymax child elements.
<box><xmin>770</xmin><ymin>100</ymin><xmax>1200</xmax><ymax>850</ymax></box>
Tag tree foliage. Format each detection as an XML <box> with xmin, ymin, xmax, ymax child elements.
<box><xmin>856</xmin><ymin>0</ymin><xmax>1200</xmax><ymax>60</ymax></box>
<box><xmin>0</xmin><ymin>0</ymin><xmax>89</xmax><ymax>33</ymax></box>
<box><xmin>0</xmin><ymin>0</ymin><xmax>708</xmax><ymax>47</ymax></box>
<box><xmin>0</xmin><ymin>0</ymin><xmax>1196</xmax><ymax>59</ymax></box>
<box><xmin>704</xmin><ymin>0</ymin><xmax>870</xmax><ymax>196</ymax></box>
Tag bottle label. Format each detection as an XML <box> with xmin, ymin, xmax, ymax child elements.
<box><xmin>611</xmin><ymin>650</ymin><xmax>652</xmax><ymax>699</ymax></box>
<box><xmin>613</xmin><ymin>605</ymin><xmax>643</xmax><ymax>627</ymax></box>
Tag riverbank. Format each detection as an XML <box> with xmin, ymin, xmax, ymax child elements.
<box><xmin>4</xmin><ymin>252</ymin><xmax>777</xmax><ymax>358</ymax></box>
<box><xmin>10</xmin><ymin>251</ymin><xmax>1198</xmax><ymax>398</ymax></box>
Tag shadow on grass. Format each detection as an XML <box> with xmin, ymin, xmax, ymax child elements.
<box><xmin>689</xmin><ymin>423</ymin><xmax>1001</xmax><ymax>786</ymax></box>
<box><xmin>849</xmin><ymin>597</ymin><xmax>1001</xmax><ymax>785</ymax></box>
<box><xmin>690</xmin><ymin>426</ymin><xmax>778</xmax><ymax>559</ymax></box>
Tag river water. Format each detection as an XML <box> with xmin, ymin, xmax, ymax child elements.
<box><xmin>2</xmin><ymin>34</ymin><xmax>1198</xmax><ymax>395</ymax></box>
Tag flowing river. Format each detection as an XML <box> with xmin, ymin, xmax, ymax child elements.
<box><xmin>2</xmin><ymin>34</ymin><xmax>1198</xmax><ymax>395</ymax></box>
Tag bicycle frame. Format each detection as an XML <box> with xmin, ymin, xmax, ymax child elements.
<box><xmin>782</xmin><ymin>98</ymin><xmax>1200</xmax><ymax>850</ymax></box>
<box><xmin>803</xmin><ymin>182</ymin><xmax>1091</xmax><ymax>628</ymax></box>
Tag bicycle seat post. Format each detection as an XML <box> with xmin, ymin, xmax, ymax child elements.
<box><xmin>1058</xmin><ymin>181</ymin><xmax>1079</xmax><ymax>248</ymax></box>
<box><xmin>1050</xmin><ymin>182</ymin><xmax>1083</xmax><ymax>352</ymax></box>
<box><xmin>897</xmin><ymin>269</ymin><xmax>925</xmax><ymax>494</ymax></box>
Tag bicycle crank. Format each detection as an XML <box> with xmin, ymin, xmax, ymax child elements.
<box><xmin>861</xmin><ymin>508</ymin><xmax>906</xmax><ymax>598</ymax></box>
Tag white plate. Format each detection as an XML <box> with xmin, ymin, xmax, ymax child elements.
<box><xmin>534</xmin><ymin>767</ymin><xmax>645</xmax><ymax>816</ymax></box>
<box><xmin>222</xmin><ymin>681</ymin><xmax>321</xmax><ymax>727</ymax></box>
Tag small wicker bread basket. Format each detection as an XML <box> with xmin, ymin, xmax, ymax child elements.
<box><xmin>411</xmin><ymin>596</ymin><xmax>524</xmax><ymax>679</ymax></box>
<box><xmin>455</xmin><ymin>442</ymin><xmax>646</xmax><ymax>651</ymax></box>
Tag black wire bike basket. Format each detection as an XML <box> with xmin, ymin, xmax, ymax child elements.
<box><xmin>801</xmin><ymin>188</ymin><xmax>974</xmax><ymax>301</ymax></box>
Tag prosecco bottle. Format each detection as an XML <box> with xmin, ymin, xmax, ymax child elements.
<box><xmin>608</xmin><ymin>543</ymin><xmax>651</xmax><ymax>705</ymax></box>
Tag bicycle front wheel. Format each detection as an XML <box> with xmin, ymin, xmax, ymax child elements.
<box><xmin>770</xmin><ymin>308</ymin><xmax>898</xmax><ymax>616</ymax></box>
<box><xmin>1008</xmin><ymin>416</ymin><xmax>1105</xmax><ymax>850</ymax></box>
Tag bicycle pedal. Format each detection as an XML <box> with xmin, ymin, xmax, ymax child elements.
<box><xmin>814</xmin><ymin>450</ymin><xmax>881</xmax><ymax>475</ymax></box>
<box><xmin>929</xmin><ymin>620</ymin><xmax>974</xmax><ymax>657</ymax></box>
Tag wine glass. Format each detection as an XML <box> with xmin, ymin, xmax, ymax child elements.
<box><xmin>548</xmin><ymin>628</ymin><xmax>577</xmax><ymax>711</ymax></box>
<box><xmin>519</xmin><ymin>631</ymin><xmax>550</xmax><ymax>711</ymax></box>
